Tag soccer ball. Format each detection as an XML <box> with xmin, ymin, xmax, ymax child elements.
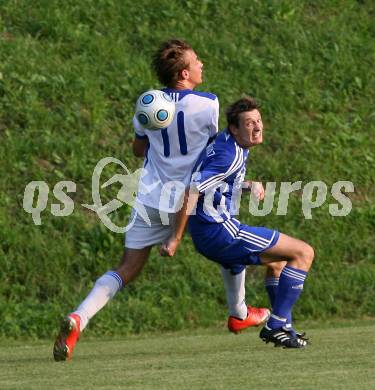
<box><xmin>135</xmin><ymin>90</ymin><xmax>175</xmax><ymax>130</ymax></box>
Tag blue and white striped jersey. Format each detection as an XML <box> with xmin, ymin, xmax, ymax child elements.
<box><xmin>191</xmin><ymin>129</ymin><xmax>249</xmax><ymax>223</ymax></box>
<box><xmin>133</xmin><ymin>89</ymin><xmax>219</xmax><ymax>212</ymax></box>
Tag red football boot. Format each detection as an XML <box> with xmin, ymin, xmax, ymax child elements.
<box><xmin>228</xmin><ymin>305</ymin><xmax>270</xmax><ymax>334</ymax></box>
<box><xmin>53</xmin><ymin>313</ymin><xmax>81</xmax><ymax>361</ymax></box>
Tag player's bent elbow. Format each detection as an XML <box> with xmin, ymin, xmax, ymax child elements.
<box><xmin>132</xmin><ymin>138</ymin><xmax>148</xmax><ymax>157</ymax></box>
<box><xmin>132</xmin><ymin>144</ymin><xmax>146</xmax><ymax>157</ymax></box>
<box><xmin>133</xmin><ymin>148</ymin><xmax>145</xmax><ymax>158</ymax></box>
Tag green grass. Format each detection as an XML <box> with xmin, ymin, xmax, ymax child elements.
<box><xmin>1</xmin><ymin>322</ymin><xmax>375</xmax><ymax>389</ymax></box>
<box><xmin>1</xmin><ymin>0</ymin><xmax>375</xmax><ymax>337</ymax></box>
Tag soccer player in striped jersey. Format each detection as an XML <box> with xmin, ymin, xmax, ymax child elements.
<box><xmin>161</xmin><ymin>96</ymin><xmax>314</xmax><ymax>348</ymax></box>
<box><xmin>53</xmin><ymin>40</ymin><xmax>268</xmax><ymax>361</ymax></box>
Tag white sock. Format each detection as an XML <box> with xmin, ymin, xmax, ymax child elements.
<box><xmin>73</xmin><ymin>271</ymin><xmax>123</xmax><ymax>331</ymax></box>
<box><xmin>221</xmin><ymin>267</ymin><xmax>247</xmax><ymax>319</ymax></box>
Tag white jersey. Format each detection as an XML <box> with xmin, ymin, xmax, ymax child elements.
<box><xmin>134</xmin><ymin>89</ymin><xmax>219</xmax><ymax>212</ymax></box>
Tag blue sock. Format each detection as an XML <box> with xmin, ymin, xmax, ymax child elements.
<box><xmin>264</xmin><ymin>277</ymin><xmax>279</xmax><ymax>308</ymax></box>
<box><xmin>267</xmin><ymin>266</ymin><xmax>307</xmax><ymax>330</ymax></box>
<box><xmin>265</xmin><ymin>277</ymin><xmax>292</xmax><ymax>331</ymax></box>
<box><xmin>265</xmin><ymin>277</ymin><xmax>292</xmax><ymax>326</ymax></box>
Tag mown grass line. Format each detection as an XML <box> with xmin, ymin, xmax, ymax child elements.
<box><xmin>1</xmin><ymin>323</ymin><xmax>375</xmax><ymax>390</ymax></box>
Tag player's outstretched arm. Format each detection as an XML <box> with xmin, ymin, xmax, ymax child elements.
<box><xmin>160</xmin><ymin>187</ymin><xmax>200</xmax><ymax>257</ymax></box>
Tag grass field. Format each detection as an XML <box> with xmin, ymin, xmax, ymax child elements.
<box><xmin>1</xmin><ymin>322</ymin><xmax>374</xmax><ymax>390</ymax></box>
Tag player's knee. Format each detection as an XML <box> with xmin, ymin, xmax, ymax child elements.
<box><xmin>305</xmin><ymin>243</ymin><xmax>315</xmax><ymax>264</ymax></box>
<box><xmin>299</xmin><ymin>242</ymin><xmax>314</xmax><ymax>268</ymax></box>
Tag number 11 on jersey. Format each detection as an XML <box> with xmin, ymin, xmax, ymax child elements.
<box><xmin>161</xmin><ymin>111</ymin><xmax>187</xmax><ymax>157</ymax></box>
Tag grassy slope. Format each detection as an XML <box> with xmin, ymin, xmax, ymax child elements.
<box><xmin>1</xmin><ymin>322</ymin><xmax>375</xmax><ymax>389</ymax></box>
<box><xmin>0</xmin><ymin>0</ymin><xmax>374</xmax><ymax>337</ymax></box>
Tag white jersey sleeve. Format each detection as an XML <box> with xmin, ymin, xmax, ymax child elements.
<box><xmin>208</xmin><ymin>97</ymin><xmax>219</xmax><ymax>138</ymax></box>
<box><xmin>133</xmin><ymin>115</ymin><xmax>147</xmax><ymax>138</ymax></box>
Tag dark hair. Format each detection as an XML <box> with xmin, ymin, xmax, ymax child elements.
<box><xmin>152</xmin><ymin>39</ymin><xmax>193</xmax><ymax>87</ymax></box>
<box><xmin>225</xmin><ymin>96</ymin><xmax>260</xmax><ymax>128</ymax></box>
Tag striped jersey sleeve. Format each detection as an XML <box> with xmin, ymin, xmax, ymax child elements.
<box><xmin>191</xmin><ymin>141</ymin><xmax>244</xmax><ymax>193</ymax></box>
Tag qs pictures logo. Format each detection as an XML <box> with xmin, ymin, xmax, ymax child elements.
<box><xmin>22</xmin><ymin>157</ymin><xmax>158</xmax><ymax>233</ymax></box>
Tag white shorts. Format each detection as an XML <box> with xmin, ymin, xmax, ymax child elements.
<box><xmin>124</xmin><ymin>205</ymin><xmax>176</xmax><ymax>249</ymax></box>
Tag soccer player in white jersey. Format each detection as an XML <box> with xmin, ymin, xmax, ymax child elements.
<box><xmin>53</xmin><ymin>40</ymin><xmax>268</xmax><ymax>361</ymax></box>
<box><xmin>161</xmin><ymin>96</ymin><xmax>314</xmax><ymax>348</ymax></box>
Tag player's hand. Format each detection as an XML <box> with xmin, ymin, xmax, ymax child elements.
<box><xmin>247</xmin><ymin>181</ymin><xmax>265</xmax><ymax>200</ymax></box>
<box><xmin>160</xmin><ymin>236</ymin><xmax>181</xmax><ymax>257</ymax></box>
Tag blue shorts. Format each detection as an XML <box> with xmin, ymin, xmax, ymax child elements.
<box><xmin>188</xmin><ymin>217</ymin><xmax>279</xmax><ymax>273</ymax></box>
